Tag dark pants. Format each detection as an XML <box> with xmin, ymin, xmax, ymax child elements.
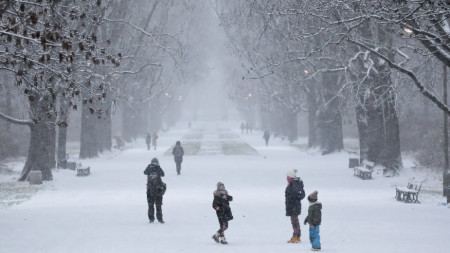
<box><xmin>176</xmin><ymin>162</ymin><xmax>181</xmax><ymax>174</ymax></box>
<box><xmin>217</xmin><ymin>218</ymin><xmax>228</xmax><ymax>236</ymax></box>
<box><xmin>147</xmin><ymin>193</ymin><xmax>163</xmax><ymax>222</ymax></box>
<box><xmin>290</xmin><ymin>215</ymin><xmax>301</xmax><ymax>237</ymax></box>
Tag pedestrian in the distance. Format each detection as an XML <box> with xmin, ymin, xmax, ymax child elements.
<box><xmin>152</xmin><ymin>132</ymin><xmax>158</xmax><ymax>150</ymax></box>
<box><xmin>144</xmin><ymin>158</ymin><xmax>166</xmax><ymax>223</ymax></box>
<box><xmin>145</xmin><ymin>133</ymin><xmax>151</xmax><ymax>150</ymax></box>
<box><xmin>304</xmin><ymin>191</ymin><xmax>322</xmax><ymax>251</ymax></box>
<box><xmin>285</xmin><ymin>169</ymin><xmax>305</xmax><ymax>243</ymax></box>
<box><xmin>240</xmin><ymin>122</ymin><xmax>245</xmax><ymax>134</ymax></box>
<box><xmin>212</xmin><ymin>182</ymin><xmax>233</xmax><ymax>245</ymax></box>
<box><xmin>172</xmin><ymin>141</ymin><xmax>184</xmax><ymax>175</ymax></box>
<box><xmin>263</xmin><ymin>130</ymin><xmax>270</xmax><ymax>146</ymax></box>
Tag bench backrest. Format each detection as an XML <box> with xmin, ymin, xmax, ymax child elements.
<box><xmin>362</xmin><ymin>160</ymin><xmax>374</xmax><ymax>170</ymax></box>
<box><xmin>407</xmin><ymin>180</ymin><xmax>424</xmax><ymax>191</ymax></box>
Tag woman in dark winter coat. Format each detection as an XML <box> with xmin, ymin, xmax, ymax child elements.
<box><xmin>144</xmin><ymin>158</ymin><xmax>166</xmax><ymax>223</ymax></box>
<box><xmin>285</xmin><ymin>169</ymin><xmax>306</xmax><ymax>243</ymax></box>
<box><xmin>172</xmin><ymin>141</ymin><xmax>184</xmax><ymax>175</ymax></box>
<box><xmin>212</xmin><ymin>182</ymin><xmax>233</xmax><ymax>244</ymax></box>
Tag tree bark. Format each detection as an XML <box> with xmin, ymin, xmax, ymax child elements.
<box><xmin>318</xmin><ymin>71</ymin><xmax>344</xmax><ymax>154</ymax></box>
<box><xmin>57</xmin><ymin>96</ymin><xmax>70</xmax><ymax>168</ymax></box>
<box><xmin>307</xmin><ymin>81</ymin><xmax>319</xmax><ymax>148</ymax></box>
<box><xmin>19</xmin><ymin>97</ymin><xmax>56</xmax><ymax>181</ymax></box>
<box><xmin>80</xmin><ymin>102</ymin><xmax>99</xmax><ymax>159</ymax></box>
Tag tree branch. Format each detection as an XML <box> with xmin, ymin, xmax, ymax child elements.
<box><xmin>0</xmin><ymin>112</ymin><xmax>33</xmax><ymax>126</ymax></box>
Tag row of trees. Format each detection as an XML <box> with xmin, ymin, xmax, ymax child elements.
<box><xmin>0</xmin><ymin>0</ymin><xmax>196</xmax><ymax>181</ymax></box>
<box><xmin>214</xmin><ymin>0</ymin><xmax>450</xmax><ymax>175</ymax></box>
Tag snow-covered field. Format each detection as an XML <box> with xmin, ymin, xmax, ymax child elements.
<box><xmin>1</xmin><ymin>121</ymin><xmax>449</xmax><ymax>253</ymax></box>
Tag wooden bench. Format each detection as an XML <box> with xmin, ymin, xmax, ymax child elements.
<box><xmin>76</xmin><ymin>166</ymin><xmax>90</xmax><ymax>176</ymax></box>
<box><xmin>395</xmin><ymin>180</ymin><xmax>424</xmax><ymax>203</ymax></box>
<box><xmin>353</xmin><ymin>160</ymin><xmax>374</xmax><ymax>180</ymax></box>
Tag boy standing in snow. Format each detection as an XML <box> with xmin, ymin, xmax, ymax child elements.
<box><xmin>285</xmin><ymin>169</ymin><xmax>306</xmax><ymax>243</ymax></box>
<box><xmin>212</xmin><ymin>182</ymin><xmax>233</xmax><ymax>244</ymax></box>
<box><xmin>304</xmin><ymin>191</ymin><xmax>322</xmax><ymax>251</ymax></box>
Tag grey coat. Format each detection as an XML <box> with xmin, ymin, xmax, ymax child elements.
<box><xmin>304</xmin><ymin>202</ymin><xmax>322</xmax><ymax>226</ymax></box>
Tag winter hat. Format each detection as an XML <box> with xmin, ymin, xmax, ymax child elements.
<box><xmin>308</xmin><ymin>191</ymin><xmax>318</xmax><ymax>202</ymax></box>
<box><xmin>216</xmin><ymin>182</ymin><xmax>227</xmax><ymax>195</ymax></box>
<box><xmin>287</xmin><ymin>169</ymin><xmax>298</xmax><ymax>179</ymax></box>
<box><xmin>176</xmin><ymin>141</ymin><xmax>181</xmax><ymax>145</ymax></box>
<box><xmin>151</xmin><ymin>157</ymin><xmax>159</xmax><ymax>165</ymax></box>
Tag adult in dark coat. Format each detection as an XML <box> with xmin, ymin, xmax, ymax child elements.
<box><xmin>263</xmin><ymin>130</ymin><xmax>270</xmax><ymax>146</ymax></box>
<box><xmin>145</xmin><ymin>133</ymin><xmax>151</xmax><ymax>150</ymax></box>
<box><xmin>285</xmin><ymin>169</ymin><xmax>305</xmax><ymax>243</ymax></box>
<box><xmin>211</xmin><ymin>182</ymin><xmax>233</xmax><ymax>244</ymax></box>
<box><xmin>172</xmin><ymin>141</ymin><xmax>184</xmax><ymax>175</ymax></box>
<box><xmin>144</xmin><ymin>158</ymin><xmax>166</xmax><ymax>223</ymax></box>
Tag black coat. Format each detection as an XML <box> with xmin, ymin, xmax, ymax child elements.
<box><xmin>144</xmin><ymin>164</ymin><xmax>165</xmax><ymax>196</ymax></box>
<box><xmin>212</xmin><ymin>193</ymin><xmax>233</xmax><ymax>221</ymax></box>
<box><xmin>285</xmin><ymin>178</ymin><xmax>305</xmax><ymax>216</ymax></box>
<box><xmin>172</xmin><ymin>145</ymin><xmax>184</xmax><ymax>163</ymax></box>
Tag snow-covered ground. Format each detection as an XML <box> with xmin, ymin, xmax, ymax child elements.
<box><xmin>1</xmin><ymin>121</ymin><xmax>449</xmax><ymax>253</ymax></box>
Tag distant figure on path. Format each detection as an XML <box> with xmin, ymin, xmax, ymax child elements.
<box><xmin>212</xmin><ymin>182</ymin><xmax>233</xmax><ymax>245</ymax></box>
<box><xmin>144</xmin><ymin>158</ymin><xmax>166</xmax><ymax>223</ymax></box>
<box><xmin>304</xmin><ymin>191</ymin><xmax>322</xmax><ymax>251</ymax></box>
<box><xmin>263</xmin><ymin>130</ymin><xmax>270</xmax><ymax>146</ymax></box>
<box><xmin>145</xmin><ymin>133</ymin><xmax>151</xmax><ymax>150</ymax></box>
<box><xmin>152</xmin><ymin>132</ymin><xmax>158</xmax><ymax>150</ymax></box>
<box><xmin>172</xmin><ymin>141</ymin><xmax>184</xmax><ymax>175</ymax></box>
<box><xmin>245</xmin><ymin>122</ymin><xmax>249</xmax><ymax>134</ymax></box>
<box><xmin>285</xmin><ymin>169</ymin><xmax>305</xmax><ymax>243</ymax></box>
<box><xmin>240</xmin><ymin>122</ymin><xmax>245</xmax><ymax>134</ymax></box>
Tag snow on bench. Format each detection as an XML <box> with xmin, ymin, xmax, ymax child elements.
<box><xmin>76</xmin><ymin>166</ymin><xmax>90</xmax><ymax>176</ymax></box>
<box><xmin>395</xmin><ymin>180</ymin><xmax>424</xmax><ymax>203</ymax></box>
<box><xmin>353</xmin><ymin>160</ymin><xmax>374</xmax><ymax>180</ymax></box>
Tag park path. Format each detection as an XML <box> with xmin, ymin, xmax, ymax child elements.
<box><xmin>1</xmin><ymin>121</ymin><xmax>449</xmax><ymax>253</ymax></box>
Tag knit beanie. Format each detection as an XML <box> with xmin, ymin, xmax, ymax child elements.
<box><xmin>308</xmin><ymin>191</ymin><xmax>318</xmax><ymax>202</ymax></box>
<box><xmin>286</xmin><ymin>169</ymin><xmax>298</xmax><ymax>178</ymax></box>
<box><xmin>151</xmin><ymin>157</ymin><xmax>159</xmax><ymax>165</ymax></box>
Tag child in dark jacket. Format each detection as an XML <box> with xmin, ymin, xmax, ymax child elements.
<box><xmin>212</xmin><ymin>182</ymin><xmax>233</xmax><ymax>244</ymax></box>
<box><xmin>304</xmin><ymin>191</ymin><xmax>322</xmax><ymax>251</ymax></box>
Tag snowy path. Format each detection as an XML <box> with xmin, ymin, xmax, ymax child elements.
<box><xmin>1</xmin><ymin>121</ymin><xmax>449</xmax><ymax>253</ymax></box>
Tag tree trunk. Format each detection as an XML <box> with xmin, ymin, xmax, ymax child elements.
<box><xmin>19</xmin><ymin>97</ymin><xmax>56</xmax><ymax>181</ymax></box>
<box><xmin>285</xmin><ymin>111</ymin><xmax>298</xmax><ymax>142</ymax></box>
<box><xmin>318</xmin><ymin>71</ymin><xmax>344</xmax><ymax>154</ymax></box>
<box><xmin>307</xmin><ymin>82</ymin><xmax>319</xmax><ymax>148</ymax></box>
<box><xmin>57</xmin><ymin>96</ymin><xmax>70</xmax><ymax>168</ymax></box>
<box><xmin>80</xmin><ymin>103</ymin><xmax>99</xmax><ymax>159</ymax></box>
<box><xmin>355</xmin><ymin>104</ymin><xmax>368</xmax><ymax>163</ymax></box>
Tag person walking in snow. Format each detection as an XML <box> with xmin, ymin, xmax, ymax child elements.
<box><xmin>285</xmin><ymin>169</ymin><xmax>306</xmax><ymax>243</ymax></box>
<box><xmin>152</xmin><ymin>132</ymin><xmax>158</xmax><ymax>150</ymax></box>
<box><xmin>144</xmin><ymin>158</ymin><xmax>166</xmax><ymax>223</ymax></box>
<box><xmin>304</xmin><ymin>191</ymin><xmax>322</xmax><ymax>251</ymax></box>
<box><xmin>263</xmin><ymin>130</ymin><xmax>270</xmax><ymax>146</ymax></box>
<box><xmin>145</xmin><ymin>133</ymin><xmax>151</xmax><ymax>150</ymax></box>
<box><xmin>212</xmin><ymin>182</ymin><xmax>233</xmax><ymax>244</ymax></box>
<box><xmin>240</xmin><ymin>122</ymin><xmax>245</xmax><ymax>134</ymax></box>
<box><xmin>172</xmin><ymin>141</ymin><xmax>184</xmax><ymax>175</ymax></box>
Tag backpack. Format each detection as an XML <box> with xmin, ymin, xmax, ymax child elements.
<box><xmin>155</xmin><ymin>182</ymin><xmax>166</xmax><ymax>196</ymax></box>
